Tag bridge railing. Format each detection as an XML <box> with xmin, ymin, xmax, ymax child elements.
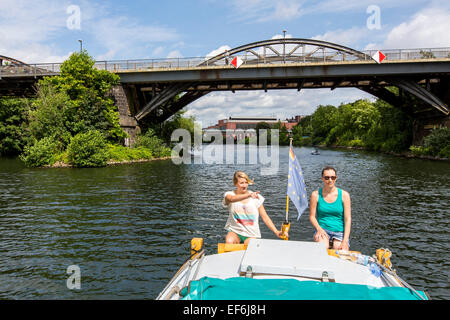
<box><xmin>1</xmin><ymin>47</ymin><xmax>450</xmax><ymax>77</ymax></box>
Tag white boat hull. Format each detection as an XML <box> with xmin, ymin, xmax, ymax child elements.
<box><xmin>156</xmin><ymin>239</ymin><xmax>424</xmax><ymax>300</ymax></box>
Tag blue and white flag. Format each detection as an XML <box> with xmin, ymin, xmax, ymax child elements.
<box><xmin>287</xmin><ymin>146</ymin><xmax>308</xmax><ymax>220</ymax></box>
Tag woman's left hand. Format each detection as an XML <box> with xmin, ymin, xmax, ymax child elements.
<box><xmin>338</xmin><ymin>240</ymin><xmax>349</xmax><ymax>251</ymax></box>
<box><xmin>249</xmin><ymin>191</ymin><xmax>260</xmax><ymax>198</ymax></box>
<box><xmin>275</xmin><ymin>230</ymin><xmax>286</xmax><ymax>238</ymax></box>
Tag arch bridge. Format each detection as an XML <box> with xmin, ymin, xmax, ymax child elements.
<box><xmin>112</xmin><ymin>38</ymin><xmax>450</xmax><ymax>125</ymax></box>
<box><xmin>1</xmin><ymin>39</ymin><xmax>450</xmax><ymax>129</ymax></box>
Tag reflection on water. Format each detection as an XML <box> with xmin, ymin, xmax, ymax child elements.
<box><xmin>0</xmin><ymin>147</ymin><xmax>449</xmax><ymax>299</ymax></box>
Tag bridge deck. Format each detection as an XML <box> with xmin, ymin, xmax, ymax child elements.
<box><xmin>113</xmin><ymin>58</ymin><xmax>450</xmax><ymax>74</ymax></box>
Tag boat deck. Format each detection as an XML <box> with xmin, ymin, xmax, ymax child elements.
<box><xmin>196</xmin><ymin>240</ymin><xmax>384</xmax><ymax>285</ymax></box>
<box><xmin>157</xmin><ymin>239</ymin><xmax>396</xmax><ymax>300</ymax></box>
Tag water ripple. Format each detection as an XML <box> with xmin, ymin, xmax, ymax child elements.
<box><xmin>0</xmin><ymin>150</ymin><xmax>449</xmax><ymax>299</ymax></box>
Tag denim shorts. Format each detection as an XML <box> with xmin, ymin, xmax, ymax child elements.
<box><xmin>314</xmin><ymin>228</ymin><xmax>349</xmax><ymax>246</ymax></box>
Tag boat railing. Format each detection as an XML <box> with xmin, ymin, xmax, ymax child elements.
<box><xmin>157</xmin><ymin>249</ymin><xmax>205</xmax><ymax>300</ymax></box>
<box><xmin>239</xmin><ymin>264</ymin><xmax>336</xmax><ymax>282</ymax></box>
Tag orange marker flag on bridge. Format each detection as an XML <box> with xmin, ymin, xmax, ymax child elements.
<box><xmin>231</xmin><ymin>56</ymin><xmax>243</xmax><ymax>68</ymax></box>
<box><xmin>372</xmin><ymin>50</ymin><xmax>386</xmax><ymax>63</ymax></box>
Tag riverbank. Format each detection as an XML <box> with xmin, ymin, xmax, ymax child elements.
<box><xmin>45</xmin><ymin>156</ymin><xmax>173</xmax><ymax>168</ymax></box>
<box><xmin>321</xmin><ymin>144</ymin><xmax>450</xmax><ymax>161</ymax></box>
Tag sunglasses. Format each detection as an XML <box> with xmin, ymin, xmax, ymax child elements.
<box><xmin>323</xmin><ymin>176</ymin><xmax>337</xmax><ymax>181</ymax></box>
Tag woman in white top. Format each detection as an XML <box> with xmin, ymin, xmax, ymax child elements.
<box><xmin>223</xmin><ymin>171</ymin><xmax>283</xmax><ymax>245</ymax></box>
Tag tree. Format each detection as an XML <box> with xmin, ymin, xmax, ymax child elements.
<box><xmin>19</xmin><ymin>50</ymin><xmax>128</xmax><ymax>167</ymax></box>
<box><xmin>255</xmin><ymin>122</ymin><xmax>272</xmax><ymax>145</ymax></box>
<box><xmin>147</xmin><ymin>109</ymin><xmax>197</xmax><ymax>147</ymax></box>
<box><xmin>364</xmin><ymin>99</ymin><xmax>412</xmax><ymax>152</ymax></box>
<box><xmin>273</xmin><ymin>121</ymin><xmax>289</xmax><ymax>145</ymax></box>
<box><xmin>423</xmin><ymin>127</ymin><xmax>450</xmax><ymax>156</ymax></box>
<box><xmin>292</xmin><ymin>116</ymin><xmax>312</xmax><ymax>146</ymax></box>
<box><xmin>37</xmin><ymin>50</ymin><xmax>126</xmax><ymax>143</ymax></box>
<box><xmin>311</xmin><ymin>105</ymin><xmax>337</xmax><ymax>144</ymax></box>
<box><xmin>0</xmin><ymin>97</ymin><xmax>28</xmax><ymax>156</ymax></box>
<box><xmin>327</xmin><ymin>99</ymin><xmax>380</xmax><ymax>146</ymax></box>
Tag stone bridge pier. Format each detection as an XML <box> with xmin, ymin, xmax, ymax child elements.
<box><xmin>111</xmin><ymin>85</ymin><xmax>140</xmax><ymax>147</ymax></box>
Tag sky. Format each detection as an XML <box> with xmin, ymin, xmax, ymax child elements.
<box><xmin>1</xmin><ymin>0</ymin><xmax>450</xmax><ymax>126</ymax></box>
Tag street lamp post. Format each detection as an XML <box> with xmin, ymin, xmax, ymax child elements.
<box><xmin>78</xmin><ymin>39</ymin><xmax>83</xmax><ymax>52</ymax></box>
<box><xmin>283</xmin><ymin>30</ymin><xmax>286</xmax><ymax>63</ymax></box>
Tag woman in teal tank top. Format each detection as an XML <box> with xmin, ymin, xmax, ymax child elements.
<box><xmin>309</xmin><ymin>166</ymin><xmax>351</xmax><ymax>250</ymax></box>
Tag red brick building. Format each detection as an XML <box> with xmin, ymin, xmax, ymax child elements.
<box><xmin>205</xmin><ymin>116</ymin><xmax>302</xmax><ymax>132</ymax></box>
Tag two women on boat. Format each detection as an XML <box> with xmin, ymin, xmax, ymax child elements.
<box><xmin>309</xmin><ymin>166</ymin><xmax>351</xmax><ymax>250</ymax></box>
<box><xmin>222</xmin><ymin>171</ymin><xmax>284</xmax><ymax>245</ymax></box>
<box><xmin>222</xmin><ymin>167</ymin><xmax>351</xmax><ymax>249</ymax></box>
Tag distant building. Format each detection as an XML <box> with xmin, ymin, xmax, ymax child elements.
<box><xmin>205</xmin><ymin>116</ymin><xmax>302</xmax><ymax>132</ymax></box>
<box><xmin>204</xmin><ymin>116</ymin><xmax>303</xmax><ymax>140</ymax></box>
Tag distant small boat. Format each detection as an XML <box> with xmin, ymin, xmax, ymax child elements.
<box><xmin>311</xmin><ymin>149</ymin><xmax>320</xmax><ymax>155</ymax></box>
<box><xmin>189</xmin><ymin>146</ymin><xmax>202</xmax><ymax>157</ymax></box>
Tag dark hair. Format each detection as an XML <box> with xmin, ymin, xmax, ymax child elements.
<box><xmin>321</xmin><ymin>166</ymin><xmax>337</xmax><ymax>176</ymax></box>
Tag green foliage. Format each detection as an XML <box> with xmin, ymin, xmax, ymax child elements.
<box><xmin>423</xmin><ymin>127</ymin><xmax>450</xmax><ymax>156</ymax></box>
<box><xmin>346</xmin><ymin>139</ymin><xmax>365</xmax><ymax>148</ymax></box>
<box><xmin>19</xmin><ymin>136</ymin><xmax>61</xmax><ymax>167</ymax></box>
<box><xmin>0</xmin><ymin>97</ymin><xmax>28</xmax><ymax>156</ymax></box>
<box><xmin>26</xmin><ymin>84</ymin><xmax>72</xmax><ymax>146</ymax></box>
<box><xmin>273</xmin><ymin>121</ymin><xmax>289</xmax><ymax>145</ymax></box>
<box><xmin>311</xmin><ymin>105</ymin><xmax>337</xmax><ymax>143</ymax></box>
<box><xmin>420</xmin><ymin>50</ymin><xmax>435</xmax><ymax>59</ymax></box>
<box><xmin>293</xmin><ymin>99</ymin><xmax>414</xmax><ymax>153</ymax></box>
<box><xmin>37</xmin><ymin>50</ymin><xmax>126</xmax><ymax>143</ymax></box>
<box><xmin>292</xmin><ymin>116</ymin><xmax>312</xmax><ymax>146</ymax></box>
<box><xmin>409</xmin><ymin>145</ymin><xmax>430</xmax><ymax>156</ymax></box>
<box><xmin>134</xmin><ymin>128</ymin><xmax>172</xmax><ymax>158</ymax></box>
<box><xmin>439</xmin><ymin>145</ymin><xmax>450</xmax><ymax>158</ymax></box>
<box><xmin>292</xmin><ymin>116</ymin><xmax>312</xmax><ymax>137</ymax></box>
<box><xmin>145</xmin><ymin>110</ymin><xmax>197</xmax><ymax>147</ymax></box>
<box><xmin>15</xmin><ymin>50</ymin><xmax>139</xmax><ymax>167</ymax></box>
<box><xmin>255</xmin><ymin>122</ymin><xmax>272</xmax><ymax>145</ymax></box>
<box><xmin>66</xmin><ymin>130</ymin><xmax>109</xmax><ymax>167</ymax></box>
<box><xmin>108</xmin><ymin>144</ymin><xmax>153</xmax><ymax>161</ymax></box>
<box><xmin>366</xmin><ymin>99</ymin><xmax>412</xmax><ymax>152</ymax></box>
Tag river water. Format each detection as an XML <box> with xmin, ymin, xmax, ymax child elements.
<box><xmin>0</xmin><ymin>146</ymin><xmax>449</xmax><ymax>299</ymax></box>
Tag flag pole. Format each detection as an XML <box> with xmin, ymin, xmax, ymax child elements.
<box><xmin>281</xmin><ymin>138</ymin><xmax>293</xmax><ymax>240</ymax></box>
<box><xmin>285</xmin><ymin>137</ymin><xmax>293</xmax><ymax>223</ymax></box>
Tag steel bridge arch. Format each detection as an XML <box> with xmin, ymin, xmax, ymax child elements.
<box><xmin>0</xmin><ymin>55</ymin><xmax>29</xmax><ymax>66</ymax></box>
<box><xmin>137</xmin><ymin>38</ymin><xmax>377</xmax><ymax>122</ymax></box>
<box><xmin>199</xmin><ymin>38</ymin><xmax>372</xmax><ymax>66</ymax></box>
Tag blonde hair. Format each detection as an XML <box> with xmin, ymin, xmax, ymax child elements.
<box><xmin>233</xmin><ymin>171</ymin><xmax>254</xmax><ymax>185</ymax></box>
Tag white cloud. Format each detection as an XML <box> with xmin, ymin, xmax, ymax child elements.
<box><xmin>228</xmin><ymin>0</ymin><xmax>303</xmax><ymax>23</ymax></box>
<box><xmin>380</xmin><ymin>7</ymin><xmax>450</xmax><ymax>49</ymax></box>
<box><xmin>187</xmin><ymin>88</ymin><xmax>375</xmax><ymax>126</ymax></box>
<box><xmin>312</xmin><ymin>27</ymin><xmax>369</xmax><ymax>48</ymax></box>
<box><xmin>0</xmin><ymin>0</ymin><xmax>180</xmax><ymax>63</ymax></box>
<box><xmin>205</xmin><ymin>45</ymin><xmax>232</xmax><ymax>58</ymax></box>
<box><xmin>89</xmin><ymin>16</ymin><xmax>179</xmax><ymax>60</ymax></box>
<box><xmin>152</xmin><ymin>46</ymin><xmax>165</xmax><ymax>57</ymax></box>
<box><xmin>0</xmin><ymin>0</ymin><xmax>72</xmax><ymax>63</ymax></box>
<box><xmin>303</xmin><ymin>0</ymin><xmax>427</xmax><ymax>14</ymax></box>
<box><xmin>187</xmin><ymin>32</ymin><xmax>377</xmax><ymax>126</ymax></box>
<box><xmin>167</xmin><ymin>50</ymin><xmax>183</xmax><ymax>59</ymax></box>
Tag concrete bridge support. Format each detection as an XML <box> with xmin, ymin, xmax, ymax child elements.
<box><xmin>111</xmin><ymin>85</ymin><xmax>140</xmax><ymax>147</ymax></box>
<box><xmin>411</xmin><ymin>78</ymin><xmax>450</xmax><ymax>145</ymax></box>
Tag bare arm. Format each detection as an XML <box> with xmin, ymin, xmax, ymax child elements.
<box><xmin>309</xmin><ymin>190</ymin><xmax>328</xmax><ymax>240</ymax></box>
<box><xmin>258</xmin><ymin>204</ymin><xmax>282</xmax><ymax>238</ymax></box>
<box><xmin>224</xmin><ymin>191</ymin><xmax>259</xmax><ymax>205</ymax></box>
<box><xmin>340</xmin><ymin>190</ymin><xmax>351</xmax><ymax>250</ymax></box>
<box><xmin>309</xmin><ymin>190</ymin><xmax>322</xmax><ymax>231</ymax></box>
